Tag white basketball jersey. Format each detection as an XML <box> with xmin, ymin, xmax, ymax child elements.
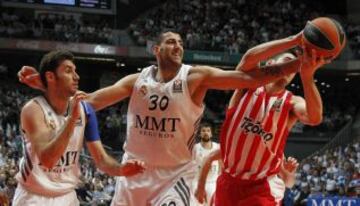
<box><xmin>125</xmin><ymin>64</ymin><xmax>204</xmax><ymax>167</ymax></box>
<box><xmin>193</xmin><ymin>142</ymin><xmax>220</xmax><ymax>183</ymax></box>
<box><xmin>15</xmin><ymin>96</ymin><xmax>86</xmax><ymax>196</ymax></box>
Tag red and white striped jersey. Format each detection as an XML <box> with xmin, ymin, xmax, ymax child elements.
<box><xmin>220</xmin><ymin>87</ymin><xmax>293</xmax><ymax>180</ymax></box>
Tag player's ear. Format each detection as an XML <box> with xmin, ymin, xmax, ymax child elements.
<box><xmin>45</xmin><ymin>71</ymin><xmax>55</xmax><ymax>84</ymax></box>
<box><xmin>152</xmin><ymin>45</ymin><xmax>160</xmax><ymax>55</ymax></box>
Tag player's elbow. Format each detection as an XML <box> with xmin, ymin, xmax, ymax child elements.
<box><xmin>39</xmin><ymin>156</ymin><xmax>57</xmax><ymax>169</ymax></box>
<box><xmin>238</xmin><ymin>50</ymin><xmax>257</xmax><ymax>71</ymax></box>
<box><xmin>307</xmin><ymin>116</ymin><xmax>323</xmax><ymax>126</ymax></box>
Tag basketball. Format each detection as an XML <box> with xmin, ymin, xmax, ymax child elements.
<box><xmin>303</xmin><ymin>17</ymin><xmax>346</xmax><ymax>59</ymax></box>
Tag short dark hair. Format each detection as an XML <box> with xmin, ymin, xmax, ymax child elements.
<box><xmin>39</xmin><ymin>50</ymin><xmax>74</xmax><ymax>87</ymax></box>
<box><xmin>154</xmin><ymin>31</ymin><xmax>180</xmax><ymax>45</ymax></box>
<box><xmin>200</xmin><ymin>122</ymin><xmax>213</xmax><ymax>130</ymax></box>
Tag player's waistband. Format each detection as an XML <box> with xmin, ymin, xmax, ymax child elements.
<box><xmin>220</xmin><ymin>172</ymin><xmax>267</xmax><ymax>185</ymax></box>
<box><xmin>18</xmin><ymin>183</ymin><xmax>75</xmax><ymax>197</ymax></box>
<box><xmin>122</xmin><ymin>152</ymin><xmax>195</xmax><ymax>170</ymax></box>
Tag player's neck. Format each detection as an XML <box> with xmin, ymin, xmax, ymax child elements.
<box><xmin>44</xmin><ymin>91</ymin><xmax>69</xmax><ymax>115</ymax></box>
<box><xmin>265</xmin><ymin>84</ymin><xmax>285</xmax><ymax>96</ymax></box>
<box><xmin>201</xmin><ymin>141</ymin><xmax>212</xmax><ymax>149</ymax></box>
<box><xmin>155</xmin><ymin>63</ymin><xmax>181</xmax><ymax>83</ymax></box>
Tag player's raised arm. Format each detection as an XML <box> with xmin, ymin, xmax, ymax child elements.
<box><xmin>21</xmin><ymin>93</ymin><xmax>85</xmax><ymax>169</ymax></box>
<box><xmin>192</xmin><ymin>34</ymin><xmax>306</xmax><ymax>91</ymax></box>
<box><xmin>237</xmin><ymin>33</ymin><xmax>302</xmax><ymax>71</ymax></box>
<box><xmin>291</xmin><ymin>49</ymin><xmax>328</xmax><ymax>126</ymax></box>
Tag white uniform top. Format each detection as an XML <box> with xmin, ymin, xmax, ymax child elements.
<box><xmin>193</xmin><ymin>142</ymin><xmax>220</xmax><ymax>183</ymax></box>
<box><xmin>125</xmin><ymin>64</ymin><xmax>204</xmax><ymax>167</ymax></box>
<box><xmin>15</xmin><ymin>96</ymin><xmax>86</xmax><ymax>196</ymax></box>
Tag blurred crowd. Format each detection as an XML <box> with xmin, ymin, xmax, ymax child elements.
<box><xmin>347</xmin><ymin>23</ymin><xmax>360</xmax><ymax>58</ymax></box>
<box><xmin>0</xmin><ymin>8</ymin><xmax>115</xmax><ymax>45</ymax></box>
<box><xmin>129</xmin><ymin>0</ymin><xmax>322</xmax><ymax>53</ymax></box>
<box><xmin>1</xmin><ymin>0</ymin><xmax>360</xmax><ymax>59</ymax></box>
<box><xmin>284</xmin><ymin>140</ymin><xmax>360</xmax><ymax>205</ymax></box>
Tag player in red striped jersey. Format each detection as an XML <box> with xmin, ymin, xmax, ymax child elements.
<box><xmin>215</xmin><ymin>48</ymin><xmax>328</xmax><ymax>206</ymax></box>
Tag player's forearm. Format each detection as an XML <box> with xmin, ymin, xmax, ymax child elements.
<box><xmin>198</xmin><ymin>149</ymin><xmax>221</xmax><ymax>186</ymax></box>
<box><xmin>240</xmin><ymin>58</ymin><xmax>300</xmax><ymax>88</ymax></box>
<box><xmin>281</xmin><ymin>171</ymin><xmax>296</xmax><ymax>188</ymax></box>
<box><xmin>96</xmin><ymin>154</ymin><xmax>125</xmax><ymax>176</ymax></box>
<box><xmin>39</xmin><ymin>117</ymin><xmax>77</xmax><ymax>168</ymax></box>
<box><xmin>237</xmin><ymin>36</ymin><xmax>300</xmax><ymax>71</ymax></box>
<box><xmin>300</xmin><ymin>74</ymin><xmax>323</xmax><ymax>125</ymax></box>
<box><xmin>197</xmin><ymin>160</ymin><xmax>212</xmax><ymax>190</ymax></box>
<box><xmin>87</xmin><ymin>87</ymin><xmax>119</xmax><ymax>111</ymax></box>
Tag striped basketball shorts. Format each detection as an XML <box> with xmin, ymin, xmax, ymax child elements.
<box><xmin>111</xmin><ymin>160</ymin><xmax>197</xmax><ymax>206</ymax></box>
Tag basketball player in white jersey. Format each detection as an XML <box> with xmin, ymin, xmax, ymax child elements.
<box><xmin>215</xmin><ymin>50</ymin><xmax>328</xmax><ymax>206</ymax></box>
<box><xmin>13</xmin><ymin>50</ymin><xmax>145</xmax><ymax>206</ymax></box>
<box><xmin>192</xmin><ymin>123</ymin><xmax>220</xmax><ymax>206</ymax></box>
<box><xmin>194</xmin><ymin>149</ymin><xmax>299</xmax><ymax>205</ymax></box>
<box><xmin>18</xmin><ymin>31</ymin><xmax>312</xmax><ymax>206</ymax></box>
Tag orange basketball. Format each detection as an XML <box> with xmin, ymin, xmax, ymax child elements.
<box><xmin>302</xmin><ymin>17</ymin><xmax>346</xmax><ymax>59</ymax></box>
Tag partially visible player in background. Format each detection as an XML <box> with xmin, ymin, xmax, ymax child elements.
<box><xmin>195</xmin><ymin>149</ymin><xmax>299</xmax><ymax>205</ymax></box>
<box><xmin>13</xmin><ymin>50</ymin><xmax>145</xmax><ymax>206</ymax></box>
<box><xmin>192</xmin><ymin>123</ymin><xmax>221</xmax><ymax>206</ymax></box>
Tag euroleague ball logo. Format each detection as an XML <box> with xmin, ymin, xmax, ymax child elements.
<box><xmin>140</xmin><ymin>85</ymin><xmax>148</xmax><ymax>96</ymax></box>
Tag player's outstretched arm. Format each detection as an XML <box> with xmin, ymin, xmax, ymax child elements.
<box><xmin>86</xmin><ymin>141</ymin><xmax>145</xmax><ymax>176</ymax></box>
<box><xmin>82</xmin><ymin>101</ymin><xmax>145</xmax><ymax>176</ymax></box>
<box><xmin>86</xmin><ymin>73</ymin><xmax>139</xmax><ymax>111</ymax></box>
<box><xmin>193</xmin><ymin>57</ymin><xmax>301</xmax><ymax>90</ymax></box>
<box><xmin>292</xmin><ymin>49</ymin><xmax>329</xmax><ymax>125</ymax></box>
<box><xmin>18</xmin><ymin>66</ymin><xmax>139</xmax><ymax>112</ymax></box>
<box><xmin>195</xmin><ymin>149</ymin><xmax>221</xmax><ymax>204</ymax></box>
<box><xmin>21</xmin><ymin>93</ymin><xmax>86</xmax><ymax>169</ymax></box>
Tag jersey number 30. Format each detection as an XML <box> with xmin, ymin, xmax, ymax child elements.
<box><xmin>149</xmin><ymin>95</ymin><xmax>169</xmax><ymax>111</ymax></box>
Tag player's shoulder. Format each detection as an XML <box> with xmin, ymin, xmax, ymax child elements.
<box><xmin>290</xmin><ymin>95</ymin><xmax>305</xmax><ymax>105</ymax></box>
<box><xmin>22</xmin><ymin>98</ymin><xmax>42</xmax><ymax>115</ymax></box>
<box><xmin>193</xmin><ymin>142</ymin><xmax>203</xmax><ymax>150</ymax></box>
<box><xmin>21</xmin><ymin>98</ymin><xmax>44</xmax><ymax>123</ymax></box>
<box><xmin>213</xmin><ymin>142</ymin><xmax>220</xmax><ymax>149</ymax></box>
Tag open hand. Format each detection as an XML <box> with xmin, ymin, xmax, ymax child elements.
<box><xmin>194</xmin><ymin>184</ymin><xmax>207</xmax><ymax>204</ymax></box>
<box><xmin>120</xmin><ymin>159</ymin><xmax>146</xmax><ymax>176</ymax></box>
<box><xmin>18</xmin><ymin>66</ymin><xmax>45</xmax><ymax>91</ymax></box>
<box><xmin>282</xmin><ymin>156</ymin><xmax>299</xmax><ymax>173</ymax></box>
<box><xmin>69</xmin><ymin>92</ymin><xmax>87</xmax><ymax>121</ymax></box>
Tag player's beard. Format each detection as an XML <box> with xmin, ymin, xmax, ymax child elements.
<box><xmin>201</xmin><ymin>137</ymin><xmax>211</xmax><ymax>142</ymax></box>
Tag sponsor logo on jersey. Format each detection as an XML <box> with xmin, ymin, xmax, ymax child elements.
<box><xmin>172</xmin><ymin>79</ymin><xmax>183</xmax><ymax>93</ymax></box>
<box><xmin>135</xmin><ymin>114</ymin><xmax>180</xmax><ymax>138</ymax></box>
<box><xmin>40</xmin><ymin>150</ymin><xmax>79</xmax><ymax>173</ymax></box>
<box><xmin>48</xmin><ymin>119</ymin><xmax>56</xmax><ymax>130</ymax></box>
<box><xmin>271</xmin><ymin>99</ymin><xmax>283</xmax><ymax>112</ymax></box>
<box><xmin>241</xmin><ymin>117</ymin><xmax>273</xmax><ymax>142</ymax></box>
